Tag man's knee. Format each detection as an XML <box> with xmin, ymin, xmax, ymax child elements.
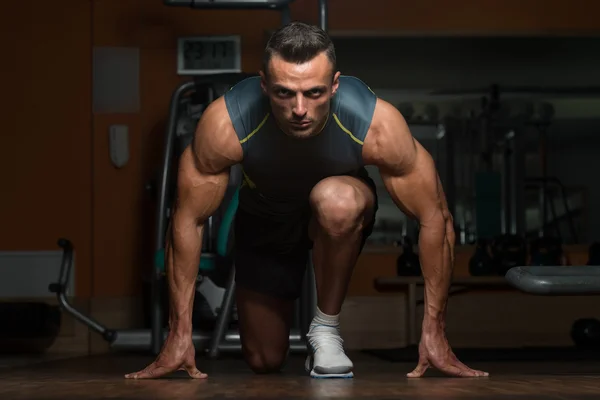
<box><xmin>244</xmin><ymin>348</ymin><xmax>288</xmax><ymax>374</ymax></box>
<box><xmin>309</xmin><ymin>177</ymin><xmax>370</xmax><ymax>236</ymax></box>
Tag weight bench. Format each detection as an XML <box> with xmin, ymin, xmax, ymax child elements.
<box><xmin>505</xmin><ymin>266</ymin><xmax>600</xmax><ymax>295</ymax></box>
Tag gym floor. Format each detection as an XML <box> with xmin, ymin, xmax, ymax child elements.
<box><xmin>2</xmin><ymin>352</ymin><xmax>600</xmax><ymax>399</ymax></box>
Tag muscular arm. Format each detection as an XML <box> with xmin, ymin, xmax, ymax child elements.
<box><xmin>363</xmin><ymin>99</ymin><xmax>454</xmax><ymax>323</ymax></box>
<box><xmin>167</xmin><ymin>97</ymin><xmax>243</xmax><ymax>335</ymax></box>
<box><xmin>362</xmin><ymin>100</ymin><xmax>487</xmax><ymax>378</ymax></box>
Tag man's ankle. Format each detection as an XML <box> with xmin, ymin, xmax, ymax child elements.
<box><xmin>311</xmin><ymin>306</ymin><xmax>340</xmax><ymax>329</ymax></box>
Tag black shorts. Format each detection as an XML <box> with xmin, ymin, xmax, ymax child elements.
<box><xmin>233</xmin><ymin>175</ymin><xmax>378</xmax><ymax>300</ymax></box>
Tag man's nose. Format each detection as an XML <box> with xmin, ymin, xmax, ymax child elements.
<box><xmin>292</xmin><ymin>94</ymin><xmax>307</xmax><ymax>117</ymax></box>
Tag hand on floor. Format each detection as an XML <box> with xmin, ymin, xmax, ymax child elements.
<box><xmin>407</xmin><ymin>320</ymin><xmax>489</xmax><ymax>378</ymax></box>
<box><xmin>124</xmin><ymin>333</ymin><xmax>207</xmax><ymax>379</ymax></box>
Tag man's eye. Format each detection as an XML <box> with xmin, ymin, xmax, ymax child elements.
<box><xmin>277</xmin><ymin>89</ymin><xmax>291</xmax><ymax>96</ymax></box>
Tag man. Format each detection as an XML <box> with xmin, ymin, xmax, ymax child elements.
<box><xmin>126</xmin><ymin>22</ymin><xmax>488</xmax><ymax>380</ymax></box>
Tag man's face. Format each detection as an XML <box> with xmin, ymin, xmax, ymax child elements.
<box><xmin>261</xmin><ymin>52</ymin><xmax>340</xmax><ymax>139</ymax></box>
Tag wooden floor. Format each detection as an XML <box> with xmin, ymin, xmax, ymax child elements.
<box><xmin>2</xmin><ymin>351</ymin><xmax>600</xmax><ymax>399</ymax></box>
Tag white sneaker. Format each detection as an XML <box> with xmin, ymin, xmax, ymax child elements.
<box><xmin>304</xmin><ymin>325</ymin><xmax>354</xmax><ymax>379</ymax></box>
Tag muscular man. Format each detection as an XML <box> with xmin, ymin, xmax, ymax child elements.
<box><xmin>126</xmin><ymin>22</ymin><xmax>488</xmax><ymax>380</ymax></box>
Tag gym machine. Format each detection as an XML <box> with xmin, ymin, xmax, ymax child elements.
<box><xmin>50</xmin><ymin>0</ymin><xmax>330</xmax><ymax>356</ymax></box>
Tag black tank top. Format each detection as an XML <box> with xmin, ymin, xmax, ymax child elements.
<box><xmin>224</xmin><ymin>75</ymin><xmax>377</xmax><ymax>220</ymax></box>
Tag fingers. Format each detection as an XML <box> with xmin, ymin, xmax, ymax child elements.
<box><xmin>124</xmin><ymin>364</ymin><xmax>153</xmax><ymax>379</ymax></box>
<box><xmin>406</xmin><ymin>359</ymin><xmax>429</xmax><ymax>378</ymax></box>
<box><xmin>470</xmin><ymin>369</ymin><xmax>489</xmax><ymax>377</ymax></box>
<box><xmin>408</xmin><ymin>355</ymin><xmax>489</xmax><ymax>378</ymax></box>
<box><xmin>185</xmin><ymin>366</ymin><xmax>208</xmax><ymax>379</ymax></box>
<box><xmin>435</xmin><ymin>359</ymin><xmax>489</xmax><ymax>378</ymax></box>
<box><xmin>182</xmin><ymin>356</ymin><xmax>208</xmax><ymax>379</ymax></box>
<box><xmin>457</xmin><ymin>366</ymin><xmax>488</xmax><ymax>378</ymax></box>
<box><xmin>125</xmin><ymin>364</ymin><xmax>175</xmax><ymax>379</ymax></box>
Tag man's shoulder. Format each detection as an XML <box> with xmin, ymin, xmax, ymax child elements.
<box><xmin>336</xmin><ymin>75</ymin><xmax>377</xmax><ymax>99</ymax></box>
<box><xmin>331</xmin><ymin>75</ymin><xmax>378</xmax><ymax>144</ymax></box>
<box><xmin>223</xmin><ymin>76</ymin><xmax>269</xmax><ymax>140</ymax></box>
<box><xmin>334</xmin><ymin>75</ymin><xmax>377</xmax><ymax>112</ymax></box>
<box><xmin>224</xmin><ymin>75</ymin><xmax>263</xmax><ymax>105</ymax></box>
<box><xmin>224</xmin><ymin>76</ymin><xmax>266</xmax><ymax>112</ymax></box>
<box><xmin>226</xmin><ymin>75</ymin><xmax>261</xmax><ymax>92</ymax></box>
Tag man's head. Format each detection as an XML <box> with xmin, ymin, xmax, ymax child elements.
<box><xmin>260</xmin><ymin>22</ymin><xmax>340</xmax><ymax>139</ymax></box>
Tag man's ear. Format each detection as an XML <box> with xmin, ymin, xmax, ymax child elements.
<box><xmin>332</xmin><ymin>71</ymin><xmax>341</xmax><ymax>95</ymax></box>
<box><xmin>259</xmin><ymin>71</ymin><xmax>268</xmax><ymax>95</ymax></box>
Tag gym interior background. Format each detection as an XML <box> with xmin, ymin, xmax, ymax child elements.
<box><xmin>1</xmin><ymin>0</ymin><xmax>600</xmax><ymax>361</ymax></box>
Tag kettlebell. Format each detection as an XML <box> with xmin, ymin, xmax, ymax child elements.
<box><xmin>491</xmin><ymin>234</ymin><xmax>527</xmax><ymax>276</ymax></box>
<box><xmin>396</xmin><ymin>236</ymin><xmax>421</xmax><ymax>276</ymax></box>
<box><xmin>469</xmin><ymin>238</ymin><xmax>496</xmax><ymax>276</ymax></box>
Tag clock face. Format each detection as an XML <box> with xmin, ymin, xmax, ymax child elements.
<box><xmin>178</xmin><ymin>36</ymin><xmax>241</xmax><ymax>75</ymax></box>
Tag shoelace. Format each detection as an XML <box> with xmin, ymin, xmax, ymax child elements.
<box><xmin>306</xmin><ymin>326</ymin><xmax>345</xmax><ymax>353</ymax></box>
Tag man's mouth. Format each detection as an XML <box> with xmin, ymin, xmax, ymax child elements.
<box><xmin>291</xmin><ymin>120</ymin><xmax>311</xmax><ymax>127</ymax></box>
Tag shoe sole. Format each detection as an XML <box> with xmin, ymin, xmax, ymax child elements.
<box><xmin>305</xmin><ymin>355</ymin><xmax>354</xmax><ymax>379</ymax></box>
<box><xmin>310</xmin><ymin>370</ymin><xmax>354</xmax><ymax>379</ymax></box>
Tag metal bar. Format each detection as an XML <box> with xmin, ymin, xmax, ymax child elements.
<box><xmin>214</xmin><ymin>328</ymin><xmax>306</xmax><ymax>353</ymax></box>
<box><xmin>526</xmin><ymin>177</ymin><xmax>579</xmax><ymax>243</ymax></box>
<box><xmin>502</xmin><ymin>143</ymin><xmax>510</xmax><ymax>234</ymax></box>
<box><xmin>56</xmin><ymin>239</ymin><xmax>73</xmax><ymax>289</ymax></box>
<box><xmin>111</xmin><ymin>330</ymin><xmax>208</xmax><ymax>351</ymax></box>
<box><xmin>548</xmin><ymin>190</ymin><xmax>562</xmax><ymax>239</ymax></box>
<box><xmin>513</xmin><ymin>129</ymin><xmax>526</xmax><ymax>235</ymax></box>
<box><xmin>164</xmin><ymin>0</ymin><xmax>296</xmax><ymax>9</ymax></box>
<box><xmin>300</xmin><ymin>254</ymin><xmax>317</xmax><ymax>339</ymax></box>
<box><xmin>207</xmin><ymin>266</ymin><xmax>237</xmax><ymax>359</ymax></box>
<box><xmin>442</xmin><ymin>123</ymin><xmax>456</xmax><ymax>223</ymax></box>
<box><xmin>217</xmin><ymin>329</ymin><xmax>303</xmax><ymax>342</ymax></box>
<box><xmin>50</xmin><ymin>239</ymin><xmax>112</xmax><ymax>340</ymax></box>
<box><xmin>155</xmin><ymin>81</ymin><xmax>195</xmax><ymax>249</ymax></box>
<box><xmin>217</xmin><ymin>340</ymin><xmax>307</xmax><ymax>353</ymax></box>
<box><xmin>538</xmin><ymin>125</ymin><xmax>549</xmax><ymax>237</ymax></box>
<box><xmin>503</xmin><ymin>132</ymin><xmax>515</xmax><ymax>234</ymax></box>
<box><xmin>408</xmin><ymin>283</ymin><xmax>417</xmax><ymax>345</ymax></box>
<box><xmin>558</xmin><ymin>183</ymin><xmax>578</xmax><ymax>243</ymax></box>
<box><xmin>318</xmin><ymin>0</ymin><xmax>327</xmax><ymax>32</ymax></box>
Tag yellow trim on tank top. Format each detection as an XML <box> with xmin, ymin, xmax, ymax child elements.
<box><xmin>242</xmin><ymin>168</ymin><xmax>257</xmax><ymax>189</ymax></box>
<box><xmin>315</xmin><ymin>112</ymin><xmax>330</xmax><ymax>135</ymax></box>
<box><xmin>332</xmin><ymin>113</ymin><xmax>364</xmax><ymax>145</ymax></box>
<box><xmin>239</xmin><ymin>113</ymin><xmax>270</xmax><ymax>144</ymax></box>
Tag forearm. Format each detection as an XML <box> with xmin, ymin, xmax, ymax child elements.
<box><xmin>165</xmin><ymin>152</ymin><xmax>230</xmax><ymax>335</ymax></box>
<box><xmin>166</xmin><ymin>212</ymin><xmax>205</xmax><ymax>335</ymax></box>
<box><xmin>418</xmin><ymin>212</ymin><xmax>455</xmax><ymax>323</ymax></box>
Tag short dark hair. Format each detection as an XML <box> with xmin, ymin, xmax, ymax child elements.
<box><xmin>263</xmin><ymin>22</ymin><xmax>336</xmax><ymax>78</ymax></box>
